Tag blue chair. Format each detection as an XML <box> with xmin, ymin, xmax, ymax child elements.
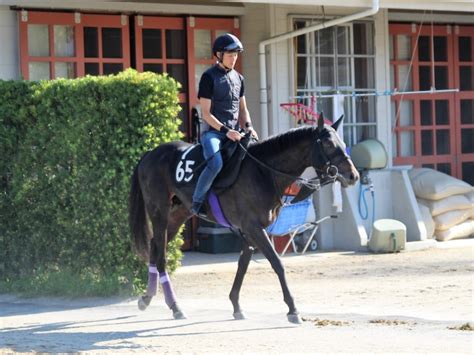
<box><xmin>266</xmin><ymin>196</ymin><xmax>336</xmax><ymax>255</ymax></box>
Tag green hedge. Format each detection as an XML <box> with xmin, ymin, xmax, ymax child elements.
<box><xmin>0</xmin><ymin>69</ymin><xmax>184</xmax><ymax>295</ymax></box>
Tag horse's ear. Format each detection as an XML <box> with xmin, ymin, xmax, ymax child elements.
<box><xmin>332</xmin><ymin>115</ymin><xmax>344</xmax><ymax>132</ymax></box>
<box><xmin>317</xmin><ymin>112</ymin><xmax>325</xmax><ymax>131</ymax></box>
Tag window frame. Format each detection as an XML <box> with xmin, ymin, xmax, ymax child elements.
<box><xmin>289</xmin><ymin>16</ymin><xmax>377</xmax><ymax>146</ymax></box>
<box><xmin>19</xmin><ymin>11</ymin><xmax>130</xmax><ymax>80</ymax></box>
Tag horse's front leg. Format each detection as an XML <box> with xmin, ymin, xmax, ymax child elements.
<box><xmin>245</xmin><ymin>225</ymin><xmax>302</xmax><ymax>324</ymax></box>
<box><xmin>229</xmin><ymin>235</ymin><xmax>253</xmax><ymax>320</ymax></box>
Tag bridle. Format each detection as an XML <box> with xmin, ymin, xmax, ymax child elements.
<box><xmin>312</xmin><ymin>131</ymin><xmax>346</xmax><ymax>183</ymax></box>
<box><xmin>239</xmin><ymin>127</ymin><xmax>345</xmax><ymax>193</ymax></box>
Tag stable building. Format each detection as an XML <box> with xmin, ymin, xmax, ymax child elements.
<box><xmin>1</xmin><ymin>0</ymin><xmax>473</xmax><ymax>250</ymax></box>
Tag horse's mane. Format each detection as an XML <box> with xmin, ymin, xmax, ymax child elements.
<box><xmin>248</xmin><ymin>126</ymin><xmax>316</xmax><ymax>158</ymax></box>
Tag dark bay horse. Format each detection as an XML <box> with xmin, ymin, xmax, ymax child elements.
<box><xmin>129</xmin><ymin>115</ymin><xmax>359</xmax><ymax>324</ymax></box>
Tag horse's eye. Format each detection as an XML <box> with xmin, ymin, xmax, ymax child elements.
<box><xmin>323</xmin><ymin>140</ymin><xmax>336</xmax><ymax>151</ymax></box>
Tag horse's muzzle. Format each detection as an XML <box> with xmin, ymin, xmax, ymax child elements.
<box><xmin>348</xmin><ymin>170</ymin><xmax>359</xmax><ymax>185</ymax></box>
<box><xmin>338</xmin><ymin>169</ymin><xmax>359</xmax><ymax>187</ymax></box>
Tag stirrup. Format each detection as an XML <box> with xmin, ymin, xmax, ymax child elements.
<box><xmin>191</xmin><ymin>202</ymin><xmax>207</xmax><ymax>217</ymax></box>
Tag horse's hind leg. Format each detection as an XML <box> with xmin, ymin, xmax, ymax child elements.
<box><xmin>158</xmin><ymin>205</ymin><xmax>191</xmax><ymax>319</ymax></box>
<box><xmin>229</xmin><ymin>235</ymin><xmax>253</xmax><ymax>320</ymax></box>
<box><xmin>138</xmin><ymin>201</ymin><xmax>187</xmax><ymax>320</ymax></box>
<box><xmin>137</xmin><ymin>207</ymin><xmax>165</xmax><ymax>312</ymax></box>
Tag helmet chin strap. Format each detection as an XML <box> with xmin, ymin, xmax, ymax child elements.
<box><xmin>217</xmin><ymin>53</ymin><xmax>233</xmax><ymax>71</ymax></box>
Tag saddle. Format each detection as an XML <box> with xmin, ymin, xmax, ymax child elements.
<box><xmin>174</xmin><ymin>133</ymin><xmax>252</xmax><ymax>192</ymax></box>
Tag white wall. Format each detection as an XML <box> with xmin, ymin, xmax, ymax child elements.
<box><xmin>314</xmin><ymin>167</ymin><xmax>426</xmax><ymax>251</ymax></box>
<box><xmin>0</xmin><ymin>6</ymin><xmax>20</xmax><ymax>80</ymax></box>
<box><xmin>240</xmin><ymin>4</ymin><xmax>270</xmax><ymax>135</ymax></box>
<box><xmin>374</xmin><ymin>9</ymin><xmax>392</xmax><ymax>167</ymax></box>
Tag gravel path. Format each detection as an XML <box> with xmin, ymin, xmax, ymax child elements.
<box><xmin>1</xmin><ymin>245</ymin><xmax>473</xmax><ymax>353</ymax></box>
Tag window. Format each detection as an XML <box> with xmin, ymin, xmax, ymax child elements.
<box><xmin>19</xmin><ymin>11</ymin><xmax>130</xmax><ymax>80</ymax></box>
<box><xmin>389</xmin><ymin>23</ymin><xmax>474</xmax><ymax>184</ymax></box>
<box><xmin>292</xmin><ymin>19</ymin><xmax>376</xmax><ymax>146</ymax></box>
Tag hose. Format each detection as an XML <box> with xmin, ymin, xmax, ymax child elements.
<box><xmin>358</xmin><ymin>178</ymin><xmax>375</xmax><ymax>226</ymax></box>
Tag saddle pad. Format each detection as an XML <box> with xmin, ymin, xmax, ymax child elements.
<box><xmin>174</xmin><ymin>144</ymin><xmax>205</xmax><ymax>185</ymax></box>
<box><xmin>174</xmin><ymin>136</ymin><xmax>250</xmax><ymax>190</ymax></box>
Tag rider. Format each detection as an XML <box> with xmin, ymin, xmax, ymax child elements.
<box><xmin>191</xmin><ymin>33</ymin><xmax>258</xmax><ymax>216</ymax></box>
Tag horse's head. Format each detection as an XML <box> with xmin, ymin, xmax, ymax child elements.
<box><xmin>312</xmin><ymin>113</ymin><xmax>359</xmax><ymax>187</ymax></box>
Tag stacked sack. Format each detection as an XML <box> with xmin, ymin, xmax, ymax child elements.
<box><xmin>409</xmin><ymin>168</ymin><xmax>474</xmax><ymax>241</ymax></box>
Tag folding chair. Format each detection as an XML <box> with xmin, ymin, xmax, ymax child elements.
<box><xmin>266</xmin><ymin>196</ymin><xmax>336</xmax><ymax>256</ymax></box>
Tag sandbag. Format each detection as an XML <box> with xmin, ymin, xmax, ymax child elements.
<box><xmin>418</xmin><ymin>203</ymin><xmax>435</xmax><ymax>239</ymax></box>
<box><xmin>409</xmin><ymin>167</ymin><xmax>428</xmax><ymax>181</ymax></box>
<box><xmin>433</xmin><ymin>209</ymin><xmax>472</xmax><ymax>231</ymax></box>
<box><xmin>467</xmin><ymin>190</ymin><xmax>474</xmax><ymax>200</ymax></box>
<box><xmin>467</xmin><ymin>190</ymin><xmax>474</xmax><ymax>205</ymax></box>
<box><xmin>417</xmin><ymin>195</ymin><xmax>471</xmax><ymax>216</ymax></box>
<box><xmin>466</xmin><ymin>191</ymin><xmax>474</xmax><ymax>218</ymax></box>
<box><xmin>435</xmin><ymin>219</ymin><xmax>474</xmax><ymax>241</ymax></box>
<box><xmin>409</xmin><ymin>168</ymin><xmax>473</xmax><ymax>200</ymax></box>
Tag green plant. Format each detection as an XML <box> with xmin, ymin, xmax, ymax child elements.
<box><xmin>0</xmin><ymin>70</ymin><xmax>184</xmax><ymax>296</ymax></box>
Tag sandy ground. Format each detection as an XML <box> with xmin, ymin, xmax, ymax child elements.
<box><xmin>1</xmin><ymin>244</ymin><xmax>473</xmax><ymax>354</ymax></box>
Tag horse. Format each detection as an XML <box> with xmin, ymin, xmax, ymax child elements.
<box><xmin>129</xmin><ymin>114</ymin><xmax>359</xmax><ymax>324</ymax></box>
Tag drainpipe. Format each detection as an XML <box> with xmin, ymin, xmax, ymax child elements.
<box><xmin>259</xmin><ymin>0</ymin><xmax>379</xmax><ymax>138</ymax></box>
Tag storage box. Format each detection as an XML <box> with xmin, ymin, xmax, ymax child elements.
<box><xmin>368</xmin><ymin>219</ymin><xmax>406</xmax><ymax>253</ymax></box>
<box><xmin>197</xmin><ymin>226</ymin><xmax>242</xmax><ymax>253</ymax></box>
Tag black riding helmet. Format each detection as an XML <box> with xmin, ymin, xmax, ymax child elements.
<box><xmin>212</xmin><ymin>33</ymin><xmax>244</xmax><ymax>56</ymax></box>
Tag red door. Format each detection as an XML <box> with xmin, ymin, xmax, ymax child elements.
<box><xmin>185</xmin><ymin>17</ymin><xmax>240</xmax><ymax>249</ymax></box>
<box><xmin>390</xmin><ymin>24</ymin><xmax>474</xmax><ymax>184</ymax></box>
<box><xmin>134</xmin><ymin>16</ymin><xmax>240</xmax><ymax>141</ymax></box>
<box><xmin>134</xmin><ymin>16</ymin><xmax>189</xmax><ymax>135</ymax></box>
<box><xmin>453</xmin><ymin>25</ymin><xmax>474</xmax><ymax>185</ymax></box>
<box><xmin>19</xmin><ymin>11</ymin><xmax>130</xmax><ymax>80</ymax></box>
<box><xmin>135</xmin><ymin>16</ymin><xmax>240</xmax><ymax>249</ymax></box>
<box><xmin>186</xmin><ymin>17</ymin><xmax>241</xmax><ymax>111</ymax></box>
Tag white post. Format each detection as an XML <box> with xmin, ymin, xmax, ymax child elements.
<box><xmin>332</xmin><ymin>94</ymin><xmax>345</xmax><ymax>213</ymax></box>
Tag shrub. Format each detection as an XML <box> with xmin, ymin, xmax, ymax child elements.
<box><xmin>0</xmin><ymin>70</ymin><xmax>184</xmax><ymax>296</ymax></box>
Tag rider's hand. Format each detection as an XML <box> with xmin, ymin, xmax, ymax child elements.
<box><xmin>248</xmin><ymin>127</ymin><xmax>259</xmax><ymax>140</ymax></box>
<box><xmin>226</xmin><ymin>129</ymin><xmax>242</xmax><ymax>142</ymax></box>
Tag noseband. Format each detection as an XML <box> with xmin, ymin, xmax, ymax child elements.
<box><xmin>312</xmin><ymin>131</ymin><xmax>344</xmax><ymax>182</ymax></box>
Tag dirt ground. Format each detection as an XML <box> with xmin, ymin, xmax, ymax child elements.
<box><xmin>1</xmin><ymin>244</ymin><xmax>473</xmax><ymax>354</ymax></box>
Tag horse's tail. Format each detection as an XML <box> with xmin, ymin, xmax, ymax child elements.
<box><xmin>129</xmin><ymin>157</ymin><xmax>151</xmax><ymax>261</ymax></box>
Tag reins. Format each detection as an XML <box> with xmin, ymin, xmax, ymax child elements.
<box><xmin>238</xmin><ymin>140</ymin><xmax>338</xmax><ymax>192</ymax></box>
<box><xmin>192</xmin><ymin>128</ymin><xmax>342</xmax><ymax>198</ymax></box>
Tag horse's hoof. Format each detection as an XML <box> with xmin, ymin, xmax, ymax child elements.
<box><xmin>173</xmin><ymin>310</ymin><xmax>187</xmax><ymax>320</ymax></box>
<box><xmin>138</xmin><ymin>296</ymin><xmax>151</xmax><ymax>311</ymax></box>
<box><xmin>233</xmin><ymin>311</ymin><xmax>246</xmax><ymax>320</ymax></box>
<box><xmin>287</xmin><ymin>313</ymin><xmax>303</xmax><ymax>324</ymax></box>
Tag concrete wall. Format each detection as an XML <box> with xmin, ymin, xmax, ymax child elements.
<box><xmin>314</xmin><ymin>167</ymin><xmax>427</xmax><ymax>251</ymax></box>
<box><xmin>374</xmin><ymin>9</ymin><xmax>392</xmax><ymax>166</ymax></box>
<box><xmin>0</xmin><ymin>6</ymin><xmax>20</xmax><ymax>80</ymax></box>
<box><xmin>240</xmin><ymin>4</ymin><xmax>270</xmax><ymax>135</ymax></box>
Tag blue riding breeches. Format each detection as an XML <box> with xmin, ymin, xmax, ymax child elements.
<box><xmin>192</xmin><ymin>130</ymin><xmax>226</xmax><ymax>204</ymax></box>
